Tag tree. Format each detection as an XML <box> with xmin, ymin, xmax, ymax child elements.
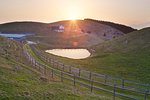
<box><xmin>87</xmin><ymin>31</ymin><xmax>91</xmax><ymax>34</ymax></box>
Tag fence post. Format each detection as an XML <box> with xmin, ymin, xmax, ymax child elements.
<box><xmin>35</xmin><ymin>61</ymin><xmax>38</xmax><ymax>70</ymax></box>
<box><xmin>145</xmin><ymin>90</ymin><xmax>148</xmax><ymax>100</ymax></box>
<box><xmin>105</xmin><ymin>75</ymin><xmax>107</xmax><ymax>84</ymax></box>
<box><xmin>32</xmin><ymin>58</ymin><xmax>34</xmax><ymax>65</ymax></box>
<box><xmin>49</xmin><ymin>59</ymin><xmax>51</xmax><ymax>64</ymax></box>
<box><xmin>34</xmin><ymin>60</ymin><xmax>36</xmax><ymax>66</ymax></box>
<box><xmin>32</xmin><ymin>59</ymin><xmax>34</xmax><ymax>65</ymax></box>
<box><xmin>122</xmin><ymin>79</ymin><xmax>125</xmax><ymax>88</ymax></box>
<box><xmin>39</xmin><ymin>62</ymin><xmax>41</xmax><ymax>72</ymax></box>
<box><xmin>145</xmin><ymin>84</ymin><xmax>149</xmax><ymax>100</ymax></box>
<box><xmin>46</xmin><ymin>57</ymin><xmax>48</xmax><ymax>62</ymax></box>
<box><xmin>51</xmin><ymin>69</ymin><xmax>54</xmax><ymax>79</ymax></box>
<box><xmin>44</xmin><ymin>56</ymin><xmax>46</xmax><ymax>61</ymax></box>
<box><xmin>89</xmin><ymin>72</ymin><xmax>92</xmax><ymax>80</ymax></box>
<box><xmin>33</xmin><ymin>59</ymin><xmax>35</xmax><ymax>69</ymax></box>
<box><xmin>74</xmin><ymin>74</ymin><xmax>76</xmax><ymax>87</ymax></box>
<box><xmin>91</xmin><ymin>77</ymin><xmax>94</xmax><ymax>93</ymax></box>
<box><xmin>31</xmin><ymin>57</ymin><xmax>33</xmax><ymax>65</ymax></box>
<box><xmin>147</xmin><ymin>84</ymin><xmax>149</xmax><ymax>93</ymax></box>
<box><xmin>113</xmin><ymin>84</ymin><xmax>116</xmax><ymax>100</ymax></box>
<box><xmin>69</xmin><ymin>66</ymin><xmax>71</xmax><ymax>73</ymax></box>
<box><xmin>44</xmin><ymin>65</ymin><xmax>46</xmax><ymax>75</ymax></box>
<box><xmin>35</xmin><ymin>60</ymin><xmax>36</xmax><ymax>66</ymax></box>
<box><xmin>63</xmin><ymin>65</ymin><xmax>64</xmax><ymax>72</ymax></box>
<box><xmin>51</xmin><ymin>59</ymin><xmax>53</xmax><ymax>65</ymax></box>
<box><xmin>61</xmin><ymin>71</ymin><xmax>63</xmax><ymax>82</ymax></box>
<box><xmin>79</xmin><ymin>69</ymin><xmax>81</xmax><ymax>77</ymax></box>
<box><xmin>53</xmin><ymin>59</ymin><xmax>54</xmax><ymax>67</ymax></box>
<box><xmin>57</xmin><ymin>62</ymin><xmax>59</xmax><ymax>69</ymax></box>
<box><xmin>32</xmin><ymin>58</ymin><xmax>34</xmax><ymax>64</ymax></box>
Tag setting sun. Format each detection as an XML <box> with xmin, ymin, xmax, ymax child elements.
<box><xmin>70</xmin><ymin>16</ymin><xmax>78</xmax><ymax>21</ymax></box>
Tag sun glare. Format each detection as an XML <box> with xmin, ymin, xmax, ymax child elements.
<box><xmin>70</xmin><ymin>16</ymin><xmax>78</xmax><ymax>21</ymax></box>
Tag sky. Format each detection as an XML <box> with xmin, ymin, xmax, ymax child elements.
<box><xmin>0</xmin><ymin>0</ymin><xmax>150</xmax><ymax>29</ymax></box>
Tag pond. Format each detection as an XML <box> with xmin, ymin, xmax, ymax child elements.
<box><xmin>27</xmin><ymin>41</ymin><xmax>37</xmax><ymax>44</ymax></box>
<box><xmin>0</xmin><ymin>33</ymin><xmax>34</xmax><ymax>38</ymax></box>
<box><xmin>45</xmin><ymin>49</ymin><xmax>91</xmax><ymax>59</ymax></box>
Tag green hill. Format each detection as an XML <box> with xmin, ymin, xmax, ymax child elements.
<box><xmin>22</xmin><ymin>27</ymin><xmax>150</xmax><ymax>99</ymax></box>
<box><xmin>84</xmin><ymin>18</ymin><xmax>137</xmax><ymax>34</ymax></box>
<box><xmin>0</xmin><ymin>36</ymin><xmax>106</xmax><ymax>99</ymax></box>
<box><xmin>93</xmin><ymin>27</ymin><xmax>150</xmax><ymax>53</ymax></box>
<box><xmin>0</xmin><ymin>24</ymin><xmax>150</xmax><ymax>99</ymax></box>
<box><xmin>0</xmin><ymin>21</ymin><xmax>51</xmax><ymax>34</ymax></box>
<box><xmin>0</xmin><ymin>20</ymin><xmax>135</xmax><ymax>47</ymax></box>
<box><xmin>90</xmin><ymin>27</ymin><xmax>150</xmax><ymax>83</ymax></box>
<box><xmin>35</xmin><ymin>27</ymin><xmax>150</xmax><ymax>84</ymax></box>
<box><xmin>91</xmin><ymin>27</ymin><xmax>150</xmax><ymax>83</ymax></box>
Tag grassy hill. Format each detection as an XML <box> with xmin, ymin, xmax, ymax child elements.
<box><xmin>0</xmin><ymin>24</ymin><xmax>150</xmax><ymax>99</ymax></box>
<box><xmin>0</xmin><ymin>21</ymin><xmax>52</xmax><ymax>34</ymax></box>
<box><xmin>0</xmin><ymin>19</ymin><xmax>135</xmax><ymax>47</ymax></box>
<box><xmin>91</xmin><ymin>27</ymin><xmax>150</xmax><ymax>83</ymax></box>
<box><xmin>93</xmin><ymin>27</ymin><xmax>150</xmax><ymax>53</ymax></box>
<box><xmin>0</xmin><ymin>36</ymin><xmax>108</xmax><ymax>99</ymax></box>
<box><xmin>85</xmin><ymin>18</ymin><xmax>137</xmax><ymax>34</ymax></box>
<box><xmin>35</xmin><ymin>27</ymin><xmax>150</xmax><ymax>84</ymax></box>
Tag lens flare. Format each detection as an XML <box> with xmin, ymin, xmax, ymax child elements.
<box><xmin>73</xmin><ymin>42</ymin><xmax>78</xmax><ymax>46</ymax></box>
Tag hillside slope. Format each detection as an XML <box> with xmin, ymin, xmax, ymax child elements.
<box><xmin>90</xmin><ymin>27</ymin><xmax>150</xmax><ymax>83</ymax></box>
<box><xmin>93</xmin><ymin>27</ymin><xmax>150</xmax><ymax>53</ymax></box>
<box><xmin>0</xmin><ymin>22</ymin><xmax>51</xmax><ymax>34</ymax></box>
<box><xmin>0</xmin><ymin>36</ymin><xmax>26</xmax><ymax>63</ymax></box>
<box><xmin>85</xmin><ymin>18</ymin><xmax>137</xmax><ymax>34</ymax></box>
<box><xmin>35</xmin><ymin>27</ymin><xmax>150</xmax><ymax>84</ymax></box>
<box><xmin>0</xmin><ymin>20</ymin><xmax>135</xmax><ymax>47</ymax></box>
<box><xmin>0</xmin><ymin>36</ymin><xmax>105</xmax><ymax>99</ymax></box>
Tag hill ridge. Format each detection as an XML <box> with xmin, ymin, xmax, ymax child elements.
<box><xmin>84</xmin><ymin>18</ymin><xmax>137</xmax><ymax>34</ymax></box>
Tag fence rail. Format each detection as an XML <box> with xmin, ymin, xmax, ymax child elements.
<box><xmin>23</xmin><ymin>44</ymin><xmax>150</xmax><ymax>100</ymax></box>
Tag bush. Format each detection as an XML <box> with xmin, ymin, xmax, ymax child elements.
<box><xmin>87</xmin><ymin>31</ymin><xmax>91</xmax><ymax>34</ymax></box>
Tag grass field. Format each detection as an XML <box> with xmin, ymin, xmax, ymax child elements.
<box><xmin>33</xmin><ymin>27</ymin><xmax>150</xmax><ymax>84</ymax></box>
<box><xmin>26</xmin><ymin>43</ymin><xmax>150</xmax><ymax>100</ymax></box>
<box><xmin>0</xmin><ymin>36</ymin><xmax>109</xmax><ymax>99</ymax></box>
<box><xmin>0</xmin><ymin>57</ymin><xmax>105</xmax><ymax>100</ymax></box>
<box><xmin>1</xmin><ymin>26</ymin><xmax>150</xmax><ymax>99</ymax></box>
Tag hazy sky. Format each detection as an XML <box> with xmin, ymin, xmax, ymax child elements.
<box><xmin>0</xmin><ymin>0</ymin><xmax>150</xmax><ymax>29</ymax></box>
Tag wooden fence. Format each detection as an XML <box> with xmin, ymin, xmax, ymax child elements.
<box><xmin>23</xmin><ymin>45</ymin><xmax>150</xmax><ymax>100</ymax></box>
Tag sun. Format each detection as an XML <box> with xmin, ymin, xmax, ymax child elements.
<box><xmin>70</xmin><ymin>16</ymin><xmax>78</xmax><ymax>21</ymax></box>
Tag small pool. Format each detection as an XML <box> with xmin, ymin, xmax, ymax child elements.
<box><xmin>27</xmin><ymin>41</ymin><xmax>37</xmax><ymax>44</ymax></box>
<box><xmin>45</xmin><ymin>49</ymin><xmax>91</xmax><ymax>59</ymax></box>
<box><xmin>0</xmin><ymin>33</ymin><xmax>34</xmax><ymax>38</ymax></box>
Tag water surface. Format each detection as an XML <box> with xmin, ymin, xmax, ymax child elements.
<box><xmin>27</xmin><ymin>41</ymin><xmax>37</xmax><ymax>44</ymax></box>
<box><xmin>0</xmin><ymin>33</ymin><xmax>34</xmax><ymax>38</ymax></box>
<box><xmin>46</xmin><ymin>49</ymin><xmax>91</xmax><ymax>59</ymax></box>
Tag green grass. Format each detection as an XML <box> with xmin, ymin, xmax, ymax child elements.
<box><xmin>0</xmin><ymin>57</ymin><xmax>105</xmax><ymax>100</ymax></box>
<box><xmin>35</xmin><ymin>27</ymin><xmax>150</xmax><ymax>84</ymax></box>
<box><xmin>1</xmin><ymin>26</ymin><xmax>150</xmax><ymax>99</ymax></box>
<box><xmin>24</xmin><ymin>27</ymin><xmax>150</xmax><ymax>99</ymax></box>
<box><xmin>29</xmin><ymin>45</ymin><xmax>150</xmax><ymax>99</ymax></box>
<box><xmin>22</xmin><ymin>44</ymin><xmax>134</xmax><ymax>100</ymax></box>
<box><xmin>0</xmin><ymin>35</ymin><xmax>111</xmax><ymax>100</ymax></box>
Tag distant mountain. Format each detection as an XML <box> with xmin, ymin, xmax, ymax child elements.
<box><xmin>0</xmin><ymin>21</ymin><xmax>51</xmax><ymax>34</ymax></box>
<box><xmin>93</xmin><ymin>27</ymin><xmax>150</xmax><ymax>53</ymax></box>
<box><xmin>84</xmin><ymin>18</ymin><xmax>137</xmax><ymax>34</ymax></box>
<box><xmin>0</xmin><ymin>19</ymin><xmax>136</xmax><ymax>47</ymax></box>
